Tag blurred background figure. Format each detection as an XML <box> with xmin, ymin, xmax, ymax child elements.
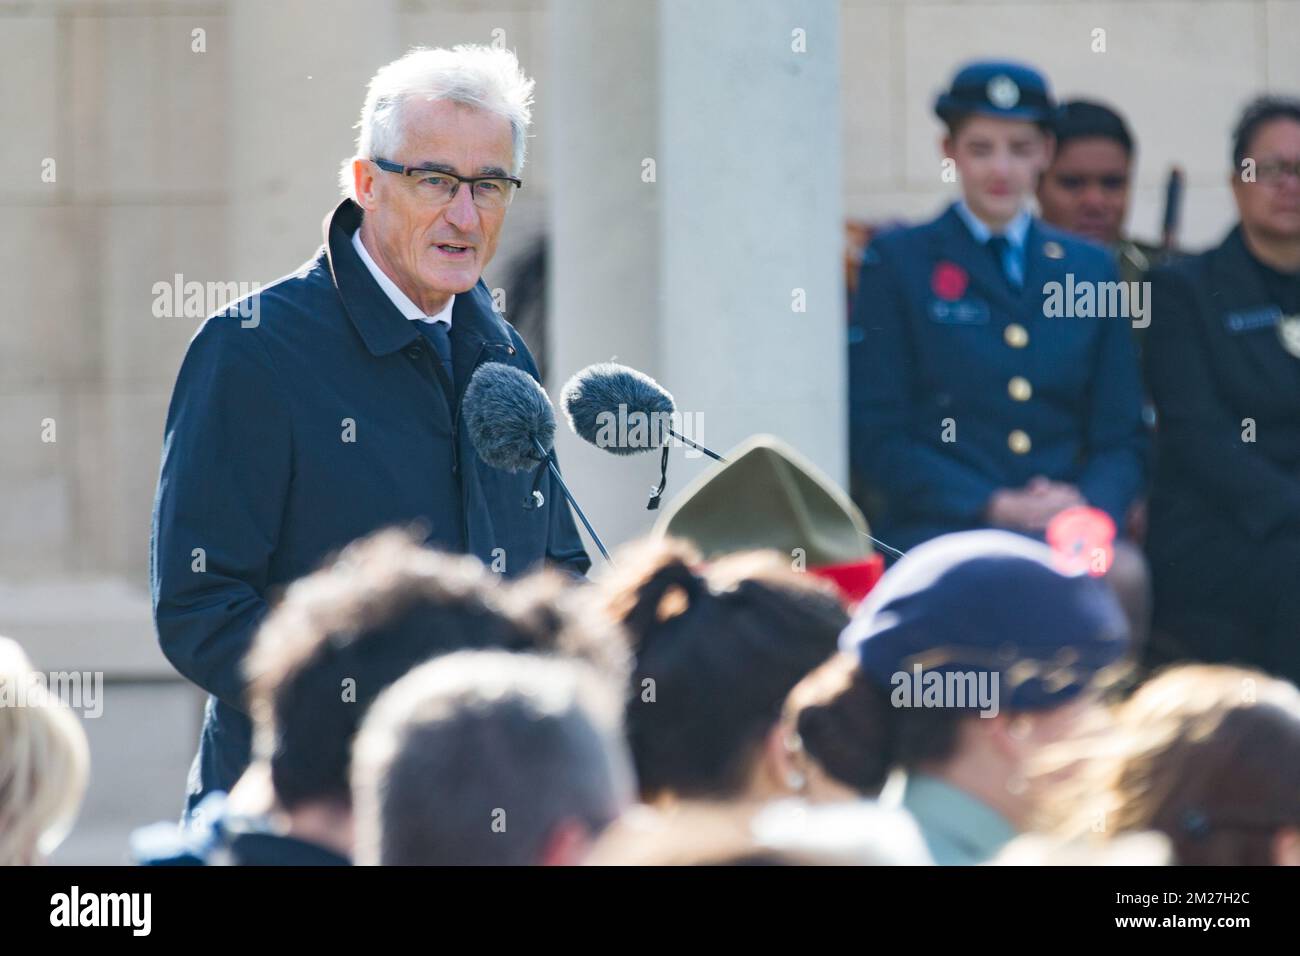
<box><xmin>1143</xmin><ymin>96</ymin><xmax>1300</xmax><ymax>682</ymax></box>
<box><xmin>848</xmin><ymin>60</ymin><xmax>1150</xmax><ymax>645</ymax></box>
<box><xmin>838</xmin><ymin>530</ymin><xmax>1131</xmax><ymax>865</ymax></box>
<box><xmin>351</xmin><ymin>650</ymin><xmax>633</xmax><ymax>866</ymax></box>
<box><xmin>1044</xmin><ymin>664</ymin><xmax>1300</xmax><ymax>865</ymax></box>
<box><xmin>1036</xmin><ymin>99</ymin><xmax>1171</xmax><ymax>548</ymax></box>
<box><xmin>592</xmin><ymin>538</ymin><xmax>846</xmax><ymax>805</ymax></box>
<box><xmin>1037</xmin><ymin>100</ymin><xmax>1179</xmax><ymax>291</ymax></box>
<box><xmin>0</xmin><ymin>636</ymin><xmax>89</xmax><ymax>865</ymax></box>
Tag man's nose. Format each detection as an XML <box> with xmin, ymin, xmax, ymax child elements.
<box><xmin>444</xmin><ymin>184</ymin><xmax>479</xmax><ymax>230</ymax></box>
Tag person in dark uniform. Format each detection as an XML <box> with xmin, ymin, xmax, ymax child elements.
<box><xmin>1037</xmin><ymin>100</ymin><xmax>1174</xmax><ymax>287</ymax></box>
<box><xmin>1037</xmin><ymin>100</ymin><xmax>1175</xmax><ymax>543</ymax></box>
<box><xmin>848</xmin><ymin>61</ymin><xmax>1150</xmax><ymax>638</ymax></box>
<box><xmin>1037</xmin><ymin>99</ymin><xmax>1179</xmax><ymax>362</ymax></box>
<box><xmin>1144</xmin><ymin>96</ymin><xmax>1300</xmax><ymax>681</ymax></box>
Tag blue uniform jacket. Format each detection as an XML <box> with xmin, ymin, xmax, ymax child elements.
<box><xmin>849</xmin><ymin>203</ymin><xmax>1147</xmax><ymax>550</ymax></box>
<box><xmin>150</xmin><ymin>199</ymin><xmax>590</xmax><ymax>814</ymax></box>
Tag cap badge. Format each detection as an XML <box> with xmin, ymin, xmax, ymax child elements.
<box><xmin>987</xmin><ymin>74</ymin><xmax>1020</xmax><ymax>109</ymax></box>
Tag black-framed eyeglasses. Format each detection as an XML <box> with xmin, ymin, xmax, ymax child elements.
<box><xmin>371</xmin><ymin>158</ymin><xmax>522</xmax><ymax>209</ymax></box>
<box><xmin>1255</xmin><ymin>159</ymin><xmax>1300</xmax><ymax>184</ymax></box>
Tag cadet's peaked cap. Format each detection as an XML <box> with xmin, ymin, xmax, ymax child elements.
<box><xmin>935</xmin><ymin>60</ymin><xmax>1055</xmax><ymax>125</ymax></box>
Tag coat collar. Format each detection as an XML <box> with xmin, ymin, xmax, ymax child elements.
<box><xmin>321</xmin><ymin>199</ymin><xmax>516</xmax><ymax>358</ymax></box>
<box><xmin>931</xmin><ymin>203</ymin><xmax>1023</xmax><ymax>311</ymax></box>
<box><xmin>1210</xmin><ymin>224</ymin><xmax>1276</xmax><ymax>312</ymax></box>
<box><xmin>931</xmin><ymin>203</ymin><xmax>1076</xmax><ymax>313</ymax></box>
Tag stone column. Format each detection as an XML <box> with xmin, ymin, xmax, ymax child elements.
<box><xmin>549</xmin><ymin>0</ymin><xmax>845</xmax><ymax>561</ymax></box>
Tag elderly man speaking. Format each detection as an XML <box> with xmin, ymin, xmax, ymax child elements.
<box><xmin>151</xmin><ymin>46</ymin><xmax>589</xmax><ymax>815</ymax></box>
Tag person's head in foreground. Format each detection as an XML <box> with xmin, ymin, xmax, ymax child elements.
<box><xmin>1044</xmin><ymin>664</ymin><xmax>1300</xmax><ymax>865</ymax></box>
<box><xmin>1036</xmin><ymin>99</ymin><xmax>1136</xmax><ymax>245</ymax></box>
<box><xmin>592</xmin><ymin>537</ymin><xmax>847</xmax><ymax>805</ymax></box>
<box><xmin>241</xmin><ymin>528</ymin><xmax>621</xmax><ymax>862</ymax></box>
<box><xmin>1230</xmin><ymin>95</ymin><xmax>1300</xmax><ymax>254</ymax></box>
<box><xmin>835</xmin><ymin>529</ymin><xmax>1131</xmax><ymax>865</ymax></box>
<box><xmin>341</xmin><ymin>44</ymin><xmax>532</xmax><ymax>315</ymax></box>
<box><xmin>0</xmin><ymin>636</ymin><xmax>89</xmax><ymax>865</ymax></box>
<box><xmin>935</xmin><ymin>60</ymin><xmax>1056</xmax><ymax>228</ymax></box>
<box><xmin>351</xmin><ymin>650</ymin><xmax>633</xmax><ymax>865</ymax></box>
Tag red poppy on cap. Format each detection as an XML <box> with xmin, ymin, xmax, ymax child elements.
<box><xmin>1047</xmin><ymin>506</ymin><xmax>1116</xmax><ymax>577</ymax></box>
<box><xmin>931</xmin><ymin>261</ymin><xmax>969</xmax><ymax>301</ymax></box>
<box><xmin>809</xmin><ymin>554</ymin><xmax>886</xmax><ymax>610</ymax></box>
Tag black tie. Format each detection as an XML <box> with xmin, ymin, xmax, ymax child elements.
<box><xmin>987</xmin><ymin>235</ymin><xmax>1019</xmax><ymax>290</ymax></box>
<box><xmin>417</xmin><ymin>320</ymin><xmax>456</xmax><ymax>404</ymax></box>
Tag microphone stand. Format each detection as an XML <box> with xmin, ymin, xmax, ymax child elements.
<box><xmin>531</xmin><ymin>437</ymin><xmax>612</xmax><ymax>564</ymax></box>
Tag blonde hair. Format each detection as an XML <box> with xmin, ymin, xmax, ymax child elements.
<box><xmin>0</xmin><ymin>637</ymin><xmax>89</xmax><ymax>864</ymax></box>
<box><xmin>1041</xmin><ymin>664</ymin><xmax>1300</xmax><ymax>865</ymax></box>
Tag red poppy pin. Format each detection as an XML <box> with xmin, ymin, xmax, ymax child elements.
<box><xmin>1047</xmin><ymin>506</ymin><xmax>1116</xmax><ymax>577</ymax></box>
<box><xmin>931</xmin><ymin>261</ymin><xmax>968</xmax><ymax>301</ymax></box>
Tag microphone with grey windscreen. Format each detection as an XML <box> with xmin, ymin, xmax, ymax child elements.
<box><xmin>559</xmin><ymin>361</ymin><xmax>905</xmax><ymax>559</ymax></box>
<box><xmin>560</xmin><ymin>362</ymin><xmax>727</xmax><ymax>511</ymax></box>
<box><xmin>463</xmin><ymin>362</ymin><xmax>611</xmax><ymax>563</ymax></box>
<box><xmin>560</xmin><ymin>362</ymin><xmax>726</xmax><ymax>461</ymax></box>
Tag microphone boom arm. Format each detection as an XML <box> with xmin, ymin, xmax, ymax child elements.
<box><xmin>531</xmin><ymin>437</ymin><xmax>612</xmax><ymax>564</ymax></box>
<box><xmin>665</xmin><ymin>427</ymin><xmax>725</xmax><ymax>462</ymax></box>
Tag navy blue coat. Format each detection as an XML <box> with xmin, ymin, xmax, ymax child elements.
<box><xmin>150</xmin><ymin>200</ymin><xmax>589</xmax><ymax>814</ymax></box>
<box><xmin>849</xmin><ymin>203</ymin><xmax>1148</xmax><ymax>551</ymax></box>
<box><xmin>1143</xmin><ymin>226</ymin><xmax>1300</xmax><ymax>675</ymax></box>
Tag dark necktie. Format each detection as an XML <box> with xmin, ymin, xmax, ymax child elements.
<box><xmin>987</xmin><ymin>235</ymin><xmax>1021</xmax><ymax>290</ymax></box>
<box><xmin>416</xmin><ymin>320</ymin><xmax>456</xmax><ymax>405</ymax></box>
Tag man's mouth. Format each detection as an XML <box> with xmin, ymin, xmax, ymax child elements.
<box><xmin>433</xmin><ymin>242</ymin><xmax>473</xmax><ymax>258</ymax></box>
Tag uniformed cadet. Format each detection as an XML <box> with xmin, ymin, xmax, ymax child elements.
<box><xmin>1144</xmin><ymin>96</ymin><xmax>1300</xmax><ymax>683</ymax></box>
<box><xmin>838</xmin><ymin>529</ymin><xmax>1131</xmax><ymax>866</ymax></box>
<box><xmin>848</xmin><ymin>60</ymin><xmax>1150</xmax><ymax>640</ymax></box>
<box><xmin>1037</xmin><ymin>99</ymin><xmax>1179</xmax><ymax>361</ymax></box>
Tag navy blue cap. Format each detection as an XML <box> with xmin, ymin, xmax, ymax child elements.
<box><xmin>838</xmin><ymin>530</ymin><xmax>1129</xmax><ymax>712</ymax></box>
<box><xmin>935</xmin><ymin>60</ymin><xmax>1055</xmax><ymax>125</ymax></box>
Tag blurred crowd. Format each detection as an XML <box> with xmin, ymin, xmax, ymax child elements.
<box><xmin>4</xmin><ymin>435</ymin><xmax>1299</xmax><ymax>867</ymax></box>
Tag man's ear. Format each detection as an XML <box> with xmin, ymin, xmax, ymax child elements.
<box><xmin>353</xmin><ymin>158</ymin><xmax>378</xmax><ymax>210</ymax></box>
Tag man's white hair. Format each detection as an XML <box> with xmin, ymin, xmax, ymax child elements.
<box><xmin>338</xmin><ymin>44</ymin><xmax>535</xmax><ymax>199</ymax></box>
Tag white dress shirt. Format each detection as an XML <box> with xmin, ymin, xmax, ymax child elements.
<box><xmin>352</xmin><ymin>229</ymin><xmax>454</xmax><ymax>327</ymax></box>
